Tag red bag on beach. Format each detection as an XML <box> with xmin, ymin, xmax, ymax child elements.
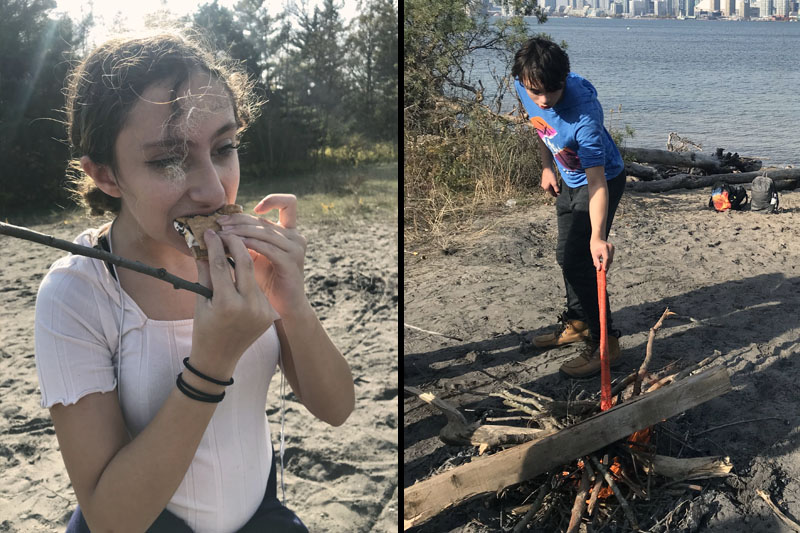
<box><xmin>709</xmin><ymin>182</ymin><xmax>748</xmax><ymax>212</ymax></box>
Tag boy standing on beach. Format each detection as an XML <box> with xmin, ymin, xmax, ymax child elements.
<box><xmin>512</xmin><ymin>37</ymin><xmax>626</xmax><ymax>379</ymax></box>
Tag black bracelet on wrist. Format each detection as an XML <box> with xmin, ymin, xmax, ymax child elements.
<box><xmin>182</xmin><ymin>357</ymin><xmax>234</xmax><ymax>386</ymax></box>
<box><xmin>176</xmin><ymin>373</ymin><xmax>226</xmax><ymax>403</ymax></box>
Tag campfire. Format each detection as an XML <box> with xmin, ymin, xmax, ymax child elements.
<box><xmin>404</xmin><ymin>308</ymin><xmax>740</xmax><ymax>531</ymax></box>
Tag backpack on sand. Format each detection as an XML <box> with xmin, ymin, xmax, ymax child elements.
<box><xmin>750</xmin><ymin>175</ymin><xmax>779</xmax><ymax>213</ymax></box>
<box><xmin>709</xmin><ymin>182</ymin><xmax>748</xmax><ymax>212</ymax></box>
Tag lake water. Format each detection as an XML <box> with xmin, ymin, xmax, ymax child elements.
<box><xmin>473</xmin><ymin>17</ymin><xmax>800</xmax><ymax>166</ymax></box>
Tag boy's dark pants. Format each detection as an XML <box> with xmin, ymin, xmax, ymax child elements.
<box><xmin>555</xmin><ymin>171</ymin><xmax>626</xmax><ymax>342</ymax></box>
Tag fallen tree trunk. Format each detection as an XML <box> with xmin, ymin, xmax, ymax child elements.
<box><xmin>623</xmin><ymin>147</ymin><xmax>724</xmax><ymax>173</ymax></box>
<box><xmin>773</xmin><ymin>178</ymin><xmax>800</xmax><ymax>192</ymax></box>
<box><xmin>403</xmin><ymin>366</ymin><xmax>732</xmax><ymax>530</ymax></box>
<box><xmin>628</xmin><ymin>168</ymin><xmax>800</xmax><ymax>193</ymax></box>
<box><xmin>625</xmin><ymin>161</ymin><xmax>662</xmax><ymax>181</ymax></box>
<box><xmin>623</xmin><ymin>147</ymin><xmax>762</xmax><ymax>174</ymax></box>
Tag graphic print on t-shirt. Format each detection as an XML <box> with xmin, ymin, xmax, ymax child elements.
<box><xmin>529</xmin><ymin>116</ymin><xmax>581</xmax><ymax>171</ymax></box>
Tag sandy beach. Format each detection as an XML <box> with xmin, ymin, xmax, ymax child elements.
<box><xmin>0</xmin><ymin>210</ymin><xmax>398</xmax><ymax>532</ymax></box>
<box><xmin>405</xmin><ymin>185</ymin><xmax>800</xmax><ymax>531</ymax></box>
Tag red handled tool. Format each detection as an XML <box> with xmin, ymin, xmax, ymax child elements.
<box><xmin>597</xmin><ymin>268</ymin><xmax>612</xmax><ymax>411</ymax></box>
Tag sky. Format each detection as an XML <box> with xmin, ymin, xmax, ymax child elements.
<box><xmin>53</xmin><ymin>0</ymin><xmax>361</xmax><ymax>46</ymax></box>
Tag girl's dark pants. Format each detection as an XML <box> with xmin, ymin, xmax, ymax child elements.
<box><xmin>556</xmin><ymin>170</ymin><xmax>626</xmax><ymax>341</ymax></box>
<box><xmin>66</xmin><ymin>450</ymin><xmax>307</xmax><ymax>533</ymax></box>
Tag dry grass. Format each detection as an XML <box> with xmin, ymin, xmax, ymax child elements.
<box><xmin>404</xmin><ymin>109</ymin><xmax>546</xmax><ymax>252</ymax></box>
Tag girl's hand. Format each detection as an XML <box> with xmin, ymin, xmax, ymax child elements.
<box><xmin>192</xmin><ymin>230</ymin><xmax>277</xmax><ymax>374</ymax></box>
<box><xmin>216</xmin><ymin>194</ymin><xmax>308</xmax><ymax>317</ymax></box>
<box><xmin>590</xmin><ymin>237</ymin><xmax>614</xmax><ymax>271</ymax></box>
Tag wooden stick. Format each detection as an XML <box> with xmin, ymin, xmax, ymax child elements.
<box><xmin>477</xmin><ymin>369</ymin><xmax>555</xmax><ymax>405</ymax></box>
<box><xmin>403</xmin><ymin>386</ymin><xmax>468</xmax><ymax>426</ymax></box>
<box><xmin>674</xmin><ymin>353</ymin><xmax>720</xmax><ymax>381</ymax></box>
<box><xmin>585</xmin><ymin>459</ymin><xmax>604</xmax><ymax>517</ymax></box>
<box><xmin>590</xmin><ymin>456</ymin><xmax>639</xmax><ymax>531</ymax></box>
<box><xmin>566</xmin><ymin>461</ymin><xmax>591</xmax><ymax>533</ymax></box>
<box><xmin>501</xmin><ymin>398</ymin><xmax>541</xmax><ymax>417</ymax></box>
<box><xmin>0</xmin><ymin>221</ymin><xmax>212</xmax><ymax>298</ymax></box>
<box><xmin>645</xmin><ymin>454</ymin><xmax>733</xmax><ymax>482</ymax></box>
<box><xmin>403</xmin><ymin>367</ymin><xmax>732</xmax><ymax>529</ymax></box>
<box><xmin>403</xmin><ymin>322</ymin><xmax>463</xmax><ymax>341</ymax></box>
<box><xmin>634</xmin><ymin>308</ymin><xmax>676</xmax><ymax>396</ymax></box>
<box><xmin>511</xmin><ymin>475</ymin><xmax>553</xmax><ymax>533</ymax></box>
<box><xmin>757</xmin><ymin>489</ymin><xmax>800</xmax><ymax>532</ymax></box>
<box><xmin>693</xmin><ymin>417</ymin><xmax>785</xmax><ymax>438</ymax></box>
<box><xmin>492</xmin><ymin>391</ymin><xmax>545</xmax><ymax>411</ymax></box>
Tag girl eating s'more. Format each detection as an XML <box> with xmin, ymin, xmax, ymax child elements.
<box><xmin>33</xmin><ymin>29</ymin><xmax>355</xmax><ymax>533</ymax></box>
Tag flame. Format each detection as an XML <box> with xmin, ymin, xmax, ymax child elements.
<box><xmin>590</xmin><ymin>456</ymin><xmax>626</xmax><ymax>500</ymax></box>
<box><xmin>608</xmin><ymin>457</ymin><xmax>623</xmax><ymax>476</ymax></box>
<box><xmin>597</xmin><ymin>486</ymin><xmax>614</xmax><ymax>499</ymax></box>
<box><xmin>628</xmin><ymin>426</ymin><xmax>652</xmax><ymax>446</ymax></box>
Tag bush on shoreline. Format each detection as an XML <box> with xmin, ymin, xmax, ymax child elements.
<box><xmin>404</xmin><ymin>0</ymin><xmax>547</xmax><ymax>249</ymax></box>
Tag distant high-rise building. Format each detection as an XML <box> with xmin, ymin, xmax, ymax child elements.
<box><xmin>628</xmin><ymin>0</ymin><xmax>645</xmax><ymax>13</ymax></box>
<box><xmin>775</xmin><ymin>0</ymin><xmax>789</xmax><ymax>15</ymax></box>
<box><xmin>759</xmin><ymin>0</ymin><xmax>772</xmax><ymax>16</ymax></box>
<box><xmin>736</xmin><ymin>0</ymin><xmax>748</xmax><ymax>16</ymax></box>
<box><xmin>721</xmin><ymin>0</ymin><xmax>735</xmax><ymax>14</ymax></box>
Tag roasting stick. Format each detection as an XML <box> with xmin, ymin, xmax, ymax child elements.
<box><xmin>0</xmin><ymin>221</ymin><xmax>212</xmax><ymax>298</ymax></box>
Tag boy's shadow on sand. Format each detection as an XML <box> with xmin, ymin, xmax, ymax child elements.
<box><xmin>405</xmin><ymin>272</ymin><xmax>800</xmax><ymax>496</ymax></box>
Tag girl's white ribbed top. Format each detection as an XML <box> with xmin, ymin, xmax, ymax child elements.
<box><xmin>34</xmin><ymin>228</ymin><xmax>279</xmax><ymax>533</ymax></box>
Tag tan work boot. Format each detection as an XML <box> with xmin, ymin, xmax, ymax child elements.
<box><xmin>559</xmin><ymin>336</ymin><xmax>621</xmax><ymax>379</ymax></box>
<box><xmin>531</xmin><ymin>314</ymin><xmax>590</xmax><ymax>348</ymax></box>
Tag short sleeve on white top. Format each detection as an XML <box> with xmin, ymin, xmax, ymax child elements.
<box><xmin>35</xmin><ymin>229</ymin><xmax>120</xmax><ymax>408</ymax></box>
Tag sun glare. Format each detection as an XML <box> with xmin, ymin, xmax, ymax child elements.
<box><xmin>54</xmin><ymin>0</ymin><xmax>360</xmax><ymax>46</ymax></box>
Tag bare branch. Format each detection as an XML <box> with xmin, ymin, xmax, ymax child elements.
<box><xmin>633</xmin><ymin>308</ymin><xmax>676</xmax><ymax>396</ymax></box>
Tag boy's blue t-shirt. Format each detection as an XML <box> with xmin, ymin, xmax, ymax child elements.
<box><xmin>515</xmin><ymin>73</ymin><xmax>624</xmax><ymax>188</ymax></box>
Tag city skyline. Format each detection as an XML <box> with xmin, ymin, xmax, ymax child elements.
<box><xmin>484</xmin><ymin>0</ymin><xmax>799</xmax><ymax>20</ymax></box>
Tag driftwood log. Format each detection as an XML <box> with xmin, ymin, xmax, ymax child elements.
<box><xmin>403</xmin><ymin>366</ymin><xmax>732</xmax><ymax>530</ymax></box>
<box><xmin>623</xmin><ymin>147</ymin><xmax>762</xmax><ymax>175</ymax></box>
<box><xmin>628</xmin><ymin>167</ymin><xmax>800</xmax><ymax>193</ymax></box>
<box><xmin>623</xmin><ymin>147</ymin><xmax>725</xmax><ymax>173</ymax></box>
<box><xmin>624</xmin><ymin>160</ymin><xmax>661</xmax><ymax>180</ymax></box>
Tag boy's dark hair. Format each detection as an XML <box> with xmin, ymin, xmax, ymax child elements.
<box><xmin>511</xmin><ymin>37</ymin><xmax>570</xmax><ymax>92</ymax></box>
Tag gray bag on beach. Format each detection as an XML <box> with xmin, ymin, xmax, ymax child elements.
<box><xmin>750</xmin><ymin>175</ymin><xmax>778</xmax><ymax>213</ymax></box>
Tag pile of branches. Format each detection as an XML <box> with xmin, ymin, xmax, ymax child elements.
<box><xmin>404</xmin><ymin>309</ymin><xmax>738</xmax><ymax>532</ymax></box>
<box><xmin>493</xmin><ymin>436</ymin><xmax>729</xmax><ymax>532</ymax></box>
